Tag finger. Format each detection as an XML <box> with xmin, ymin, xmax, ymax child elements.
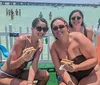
<box><xmin>23</xmin><ymin>47</ymin><xmax>35</xmax><ymax>53</ymax></box>
<box><xmin>23</xmin><ymin>47</ymin><xmax>36</xmax><ymax>53</ymax></box>
<box><xmin>64</xmin><ymin>64</ymin><xmax>73</xmax><ymax>71</ymax></box>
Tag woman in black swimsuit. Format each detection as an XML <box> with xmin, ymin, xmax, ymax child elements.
<box><xmin>50</xmin><ymin>17</ymin><xmax>100</xmax><ymax>85</ymax></box>
<box><xmin>69</xmin><ymin>9</ymin><xmax>93</xmax><ymax>41</ymax></box>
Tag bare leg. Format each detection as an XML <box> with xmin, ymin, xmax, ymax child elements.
<box><xmin>58</xmin><ymin>74</ymin><xmax>78</xmax><ymax>85</ymax></box>
<box><xmin>59</xmin><ymin>82</ymin><xmax>66</xmax><ymax>85</ymax></box>
<box><xmin>35</xmin><ymin>69</ymin><xmax>49</xmax><ymax>85</ymax></box>
<box><xmin>78</xmin><ymin>70</ymin><xmax>100</xmax><ymax>85</ymax></box>
<box><xmin>0</xmin><ymin>77</ymin><xmax>28</xmax><ymax>85</ymax></box>
<box><xmin>0</xmin><ymin>70</ymin><xmax>29</xmax><ymax>85</ymax></box>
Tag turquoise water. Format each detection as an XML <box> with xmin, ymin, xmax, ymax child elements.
<box><xmin>0</xmin><ymin>5</ymin><xmax>100</xmax><ymax>32</ymax></box>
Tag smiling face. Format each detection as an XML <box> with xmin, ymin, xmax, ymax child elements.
<box><xmin>71</xmin><ymin>12</ymin><xmax>83</xmax><ymax>27</ymax></box>
<box><xmin>69</xmin><ymin>10</ymin><xmax>84</xmax><ymax>28</ymax></box>
<box><xmin>32</xmin><ymin>21</ymin><xmax>48</xmax><ymax>39</ymax></box>
<box><xmin>52</xmin><ymin>19</ymin><xmax>69</xmax><ymax>40</ymax></box>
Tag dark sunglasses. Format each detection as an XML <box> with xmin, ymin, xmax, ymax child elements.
<box><xmin>71</xmin><ymin>16</ymin><xmax>81</xmax><ymax>20</ymax></box>
<box><xmin>52</xmin><ymin>25</ymin><xmax>65</xmax><ymax>31</ymax></box>
<box><xmin>36</xmin><ymin>26</ymin><xmax>48</xmax><ymax>32</ymax></box>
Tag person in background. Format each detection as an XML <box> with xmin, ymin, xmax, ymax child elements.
<box><xmin>15</xmin><ymin>9</ymin><xmax>18</xmax><ymax>16</ymax></box>
<box><xmin>19</xmin><ymin>9</ymin><xmax>21</xmax><ymax>16</ymax></box>
<box><xmin>0</xmin><ymin>17</ymin><xmax>49</xmax><ymax>85</ymax></box>
<box><xmin>50</xmin><ymin>17</ymin><xmax>100</xmax><ymax>85</ymax></box>
<box><xmin>6</xmin><ymin>8</ymin><xmax>8</xmax><ymax>16</ymax></box>
<box><xmin>11</xmin><ymin>9</ymin><xmax>14</xmax><ymax>20</ymax></box>
<box><xmin>49</xmin><ymin>11</ymin><xmax>52</xmax><ymax>20</ymax></box>
<box><xmin>39</xmin><ymin>12</ymin><xmax>43</xmax><ymax>19</ymax></box>
<box><xmin>97</xmin><ymin>18</ymin><xmax>100</xmax><ymax>30</ymax></box>
<box><xmin>69</xmin><ymin>9</ymin><xmax>93</xmax><ymax>41</ymax></box>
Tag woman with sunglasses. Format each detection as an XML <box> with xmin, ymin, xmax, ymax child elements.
<box><xmin>69</xmin><ymin>9</ymin><xmax>93</xmax><ymax>41</ymax></box>
<box><xmin>50</xmin><ymin>17</ymin><xmax>100</xmax><ymax>85</ymax></box>
<box><xmin>0</xmin><ymin>18</ymin><xmax>49</xmax><ymax>85</ymax></box>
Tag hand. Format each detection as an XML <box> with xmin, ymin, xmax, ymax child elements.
<box><xmin>38</xmin><ymin>41</ymin><xmax>43</xmax><ymax>52</ymax></box>
<box><xmin>23</xmin><ymin>47</ymin><xmax>36</xmax><ymax>54</ymax></box>
<box><xmin>27</xmin><ymin>80</ymin><xmax>34</xmax><ymax>85</ymax></box>
<box><xmin>22</xmin><ymin>47</ymin><xmax>36</xmax><ymax>62</ymax></box>
<box><xmin>64</xmin><ymin>64</ymin><xmax>78</xmax><ymax>72</ymax></box>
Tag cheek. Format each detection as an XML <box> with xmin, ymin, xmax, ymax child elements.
<box><xmin>80</xmin><ymin>20</ymin><xmax>83</xmax><ymax>23</ymax></box>
<box><xmin>52</xmin><ymin>31</ymin><xmax>56</xmax><ymax>36</ymax></box>
<box><xmin>71</xmin><ymin>20</ymin><xmax>74</xmax><ymax>23</ymax></box>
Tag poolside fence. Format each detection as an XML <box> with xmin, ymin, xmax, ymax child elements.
<box><xmin>0</xmin><ymin>24</ymin><xmax>54</xmax><ymax>63</ymax></box>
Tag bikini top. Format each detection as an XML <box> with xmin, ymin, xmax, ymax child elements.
<box><xmin>72</xmin><ymin>55</ymin><xmax>86</xmax><ymax>64</ymax></box>
<box><xmin>22</xmin><ymin>37</ymin><xmax>39</xmax><ymax>62</ymax></box>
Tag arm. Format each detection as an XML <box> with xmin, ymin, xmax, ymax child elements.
<box><xmin>75</xmin><ymin>33</ymin><xmax>98</xmax><ymax>71</ymax></box>
<box><xmin>9</xmin><ymin>36</ymin><xmax>26</xmax><ymax>69</ymax></box>
<box><xmin>50</xmin><ymin>43</ymin><xmax>72</xmax><ymax>84</ymax></box>
<box><xmin>28</xmin><ymin>42</ymin><xmax>43</xmax><ymax>82</ymax></box>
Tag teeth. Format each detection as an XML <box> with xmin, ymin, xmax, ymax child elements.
<box><xmin>38</xmin><ymin>34</ymin><xmax>43</xmax><ymax>38</ymax></box>
<box><xmin>74</xmin><ymin>22</ymin><xmax>80</xmax><ymax>24</ymax></box>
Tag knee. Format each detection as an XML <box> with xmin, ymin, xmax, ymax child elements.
<box><xmin>59</xmin><ymin>81</ymin><xmax>66</xmax><ymax>85</ymax></box>
<box><xmin>44</xmin><ymin>70</ymin><xmax>49</xmax><ymax>80</ymax></box>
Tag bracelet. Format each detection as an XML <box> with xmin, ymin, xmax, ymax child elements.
<box><xmin>27</xmin><ymin>80</ymin><xmax>33</xmax><ymax>84</ymax></box>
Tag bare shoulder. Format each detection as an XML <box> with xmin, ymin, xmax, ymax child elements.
<box><xmin>16</xmin><ymin>34</ymin><xmax>31</xmax><ymax>42</ymax></box>
<box><xmin>70</xmin><ymin>32</ymin><xmax>84</xmax><ymax>38</ymax></box>
<box><xmin>12</xmin><ymin>34</ymin><xmax>31</xmax><ymax>49</ymax></box>
<box><xmin>18</xmin><ymin>34</ymin><xmax>31</xmax><ymax>40</ymax></box>
<box><xmin>69</xmin><ymin>32</ymin><xmax>88</xmax><ymax>42</ymax></box>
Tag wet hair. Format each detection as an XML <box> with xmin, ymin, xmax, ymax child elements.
<box><xmin>69</xmin><ymin>9</ymin><xmax>85</xmax><ymax>28</ymax></box>
<box><xmin>32</xmin><ymin>17</ymin><xmax>48</xmax><ymax>29</ymax></box>
<box><xmin>51</xmin><ymin>17</ymin><xmax>69</xmax><ymax>39</ymax></box>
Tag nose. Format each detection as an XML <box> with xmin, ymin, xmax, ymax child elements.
<box><xmin>57</xmin><ymin>27</ymin><xmax>61</xmax><ymax>31</ymax></box>
<box><xmin>40</xmin><ymin>29</ymin><xmax>44</xmax><ymax>33</ymax></box>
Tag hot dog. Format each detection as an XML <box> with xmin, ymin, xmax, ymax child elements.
<box><xmin>60</xmin><ymin>59</ymin><xmax>74</xmax><ymax>68</ymax></box>
<box><xmin>23</xmin><ymin>47</ymin><xmax>36</xmax><ymax>54</ymax></box>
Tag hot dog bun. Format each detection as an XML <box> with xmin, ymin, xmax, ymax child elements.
<box><xmin>23</xmin><ymin>47</ymin><xmax>36</xmax><ymax>62</ymax></box>
<box><xmin>23</xmin><ymin>47</ymin><xmax>36</xmax><ymax>54</ymax></box>
<box><xmin>60</xmin><ymin>59</ymin><xmax>74</xmax><ymax>66</ymax></box>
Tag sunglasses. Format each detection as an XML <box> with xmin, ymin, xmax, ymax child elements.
<box><xmin>36</xmin><ymin>26</ymin><xmax>48</xmax><ymax>32</ymax></box>
<box><xmin>71</xmin><ymin>16</ymin><xmax>81</xmax><ymax>20</ymax></box>
<box><xmin>52</xmin><ymin>25</ymin><xmax>65</xmax><ymax>31</ymax></box>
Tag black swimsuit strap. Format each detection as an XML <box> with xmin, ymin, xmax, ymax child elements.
<box><xmin>84</xmin><ymin>26</ymin><xmax>87</xmax><ymax>37</ymax></box>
